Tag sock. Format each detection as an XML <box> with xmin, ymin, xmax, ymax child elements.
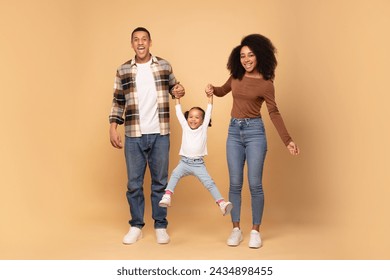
<box><xmin>216</xmin><ymin>199</ymin><xmax>225</xmax><ymax>205</ymax></box>
<box><xmin>165</xmin><ymin>190</ymin><xmax>173</xmax><ymax>195</ymax></box>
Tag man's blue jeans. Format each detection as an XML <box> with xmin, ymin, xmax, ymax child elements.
<box><xmin>227</xmin><ymin>118</ymin><xmax>267</xmax><ymax>225</ymax></box>
<box><xmin>124</xmin><ymin>134</ymin><xmax>169</xmax><ymax>229</ymax></box>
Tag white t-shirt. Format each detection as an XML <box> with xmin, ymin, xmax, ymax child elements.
<box><xmin>176</xmin><ymin>103</ymin><xmax>212</xmax><ymax>158</ymax></box>
<box><xmin>136</xmin><ymin>59</ymin><xmax>160</xmax><ymax>134</ymax></box>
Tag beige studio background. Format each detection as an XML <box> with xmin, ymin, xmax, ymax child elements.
<box><xmin>0</xmin><ymin>0</ymin><xmax>389</xmax><ymax>259</ymax></box>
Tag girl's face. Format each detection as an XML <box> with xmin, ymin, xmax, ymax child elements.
<box><xmin>187</xmin><ymin>109</ymin><xmax>204</xmax><ymax>129</ymax></box>
<box><xmin>240</xmin><ymin>45</ymin><xmax>258</xmax><ymax>74</ymax></box>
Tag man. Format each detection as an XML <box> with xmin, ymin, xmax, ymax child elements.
<box><xmin>109</xmin><ymin>27</ymin><xmax>185</xmax><ymax>244</ymax></box>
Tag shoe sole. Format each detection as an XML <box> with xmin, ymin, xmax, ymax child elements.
<box><xmin>249</xmin><ymin>243</ymin><xmax>262</xmax><ymax>249</ymax></box>
<box><xmin>122</xmin><ymin>232</ymin><xmax>143</xmax><ymax>245</ymax></box>
<box><xmin>158</xmin><ymin>202</ymin><xmax>170</xmax><ymax>207</ymax></box>
<box><xmin>227</xmin><ymin>236</ymin><xmax>243</xmax><ymax>246</ymax></box>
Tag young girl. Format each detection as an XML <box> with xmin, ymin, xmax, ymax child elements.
<box><xmin>158</xmin><ymin>96</ymin><xmax>233</xmax><ymax>216</ymax></box>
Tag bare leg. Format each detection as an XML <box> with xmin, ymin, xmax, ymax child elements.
<box><xmin>252</xmin><ymin>224</ymin><xmax>260</xmax><ymax>231</ymax></box>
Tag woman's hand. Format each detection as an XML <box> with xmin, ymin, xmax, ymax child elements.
<box><xmin>205</xmin><ymin>84</ymin><xmax>214</xmax><ymax>97</ymax></box>
<box><xmin>287</xmin><ymin>141</ymin><xmax>300</xmax><ymax>155</ymax></box>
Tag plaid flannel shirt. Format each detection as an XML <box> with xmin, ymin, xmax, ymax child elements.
<box><xmin>109</xmin><ymin>55</ymin><xmax>177</xmax><ymax>137</ymax></box>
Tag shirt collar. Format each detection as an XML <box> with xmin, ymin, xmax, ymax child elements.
<box><xmin>130</xmin><ymin>54</ymin><xmax>158</xmax><ymax>67</ymax></box>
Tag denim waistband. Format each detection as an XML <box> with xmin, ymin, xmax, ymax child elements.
<box><xmin>181</xmin><ymin>156</ymin><xmax>204</xmax><ymax>164</ymax></box>
<box><xmin>230</xmin><ymin>117</ymin><xmax>262</xmax><ymax>125</ymax></box>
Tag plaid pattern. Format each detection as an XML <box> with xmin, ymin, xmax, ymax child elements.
<box><xmin>109</xmin><ymin>55</ymin><xmax>177</xmax><ymax>137</ymax></box>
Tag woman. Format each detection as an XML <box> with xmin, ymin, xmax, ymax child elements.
<box><xmin>205</xmin><ymin>34</ymin><xmax>300</xmax><ymax>249</ymax></box>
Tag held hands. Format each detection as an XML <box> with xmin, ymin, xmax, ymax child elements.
<box><xmin>287</xmin><ymin>141</ymin><xmax>300</xmax><ymax>156</ymax></box>
<box><xmin>171</xmin><ymin>83</ymin><xmax>185</xmax><ymax>98</ymax></box>
<box><xmin>205</xmin><ymin>84</ymin><xmax>214</xmax><ymax>97</ymax></box>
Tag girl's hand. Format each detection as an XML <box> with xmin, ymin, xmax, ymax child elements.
<box><xmin>287</xmin><ymin>141</ymin><xmax>300</xmax><ymax>155</ymax></box>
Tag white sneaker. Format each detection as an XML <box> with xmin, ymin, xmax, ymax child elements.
<box><xmin>155</xmin><ymin>228</ymin><xmax>170</xmax><ymax>244</ymax></box>
<box><xmin>227</xmin><ymin>227</ymin><xmax>243</xmax><ymax>246</ymax></box>
<box><xmin>122</xmin><ymin>227</ymin><xmax>142</xmax><ymax>244</ymax></box>
<box><xmin>159</xmin><ymin>194</ymin><xmax>171</xmax><ymax>207</ymax></box>
<box><xmin>219</xmin><ymin>201</ymin><xmax>233</xmax><ymax>216</ymax></box>
<box><xmin>248</xmin><ymin>230</ymin><xmax>262</xmax><ymax>248</ymax></box>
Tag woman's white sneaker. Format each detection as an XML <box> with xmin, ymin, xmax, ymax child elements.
<box><xmin>248</xmin><ymin>230</ymin><xmax>262</xmax><ymax>248</ymax></box>
<box><xmin>227</xmin><ymin>227</ymin><xmax>243</xmax><ymax>246</ymax></box>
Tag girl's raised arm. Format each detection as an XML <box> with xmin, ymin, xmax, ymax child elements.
<box><xmin>208</xmin><ymin>95</ymin><xmax>213</xmax><ymax>105</ymax></box>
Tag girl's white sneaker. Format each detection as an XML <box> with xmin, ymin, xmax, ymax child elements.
<box><xmin>159</xmin><ymin>194</ymin><xmax>171</xmax><ymax>207</ymax></box>
<box><xmin>219</xmin><ymin>201</ymin><xmax>233</xmax><ymax>216</ymax></box>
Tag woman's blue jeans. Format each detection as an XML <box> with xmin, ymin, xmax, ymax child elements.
<box><xmin>124</xmin><ymin>134</ymin><xmax>169</xmax><ymax>229</ymax></box>
<box><xmin>227</xmin><ymin>118</ymin><xmax>267</xmax><ymax>225</ymax></box>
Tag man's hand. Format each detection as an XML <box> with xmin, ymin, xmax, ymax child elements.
<box><xmin>172</xmin><ymin>83</ymin><xmax>185</xmax><ymax>98</ymax></box>
<box><xmin>110</xmin><ymin>123</ymin><xmax>123</xmax><ymax>149</ymax></box>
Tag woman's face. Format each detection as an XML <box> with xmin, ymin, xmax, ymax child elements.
<box><xmin>240</xmin><ymin>46</ymin><xmax>258</xmax><ymax>74</ymax></box>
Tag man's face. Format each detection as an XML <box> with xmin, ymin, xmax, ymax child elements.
<box><xmin>131</xmin><ymin>31</ymin><xmax>152</xmax><ymax>63</ymax></box>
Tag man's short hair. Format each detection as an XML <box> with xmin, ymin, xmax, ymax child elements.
<box><xmin>131</xmin><ymin>27</ymin><xmax>151</xmax><ymax>40</ymax></box>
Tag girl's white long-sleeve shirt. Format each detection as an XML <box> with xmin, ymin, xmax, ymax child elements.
<box><xmin>176</xmin><ymin>103</ymin><xmax>212</xmax><ymax>158</ymax></box>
